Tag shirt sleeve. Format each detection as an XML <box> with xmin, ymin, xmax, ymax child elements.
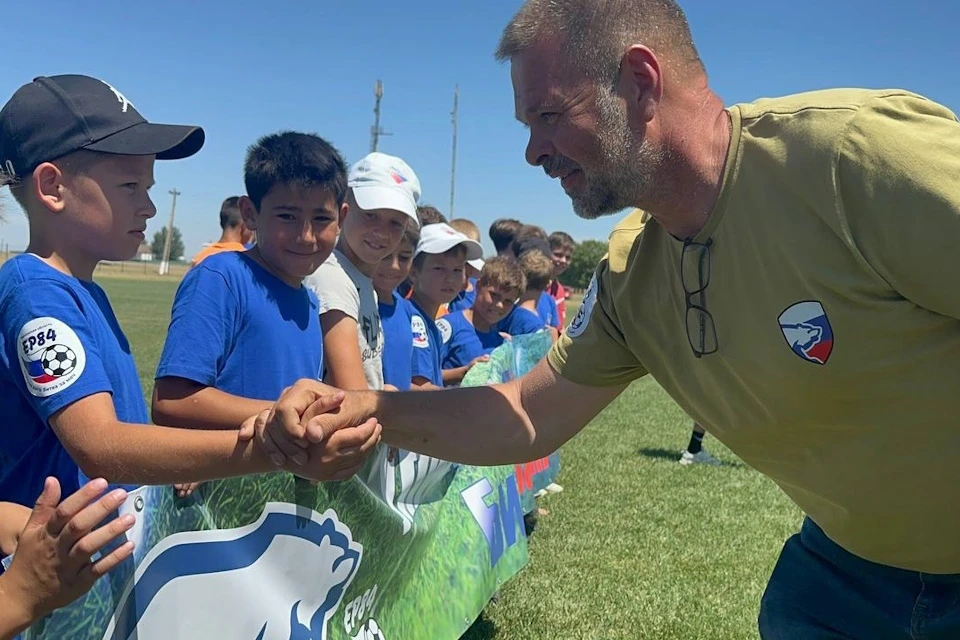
<box><xmin>837</xmin><ymin>92</ymin><xmax>960</xmax><ymax>320</ymax></box>
<box><xmin>547</xmin><ymin>296</ymin><xmax>561</xmax><ymax>329</ymax></box>
<box><xmin>0</xmin><ymin>280</ymin><xmax>113</xmax><ymax>421</ymax></box>
<box><xmin>547</xmin><ymin>261</ymin><xmax>648</xmax><ymax>387</ymax></box>
<box><xmin>410</xmin><ymin>312</ymin><xmax>436</xmax><ymax>379</ymax></box>
<box><xmin>305</xmin><ymin>264</ymin><xmax>360</xmax><ymax>320</ymax></box>
<box><xmin>155</xmin><ymin>265</ymin><xmax>238</xmax><ymax>386</ymax></box>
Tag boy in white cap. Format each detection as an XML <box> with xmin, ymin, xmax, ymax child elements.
<box><xmin>407</xmin><ymin>223</ymin><xmax>483</xmax><ymax>389</ymax></box>
<box><xmin>305</xmin><ymin>152</ymin><xmax>421</xmax><ymax>392</ymax></box>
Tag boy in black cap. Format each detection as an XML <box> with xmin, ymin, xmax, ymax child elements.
<box><xmin>0</xmin><ymin>75</ymin><xmax>380</xmax><ymax>510</ymax></box>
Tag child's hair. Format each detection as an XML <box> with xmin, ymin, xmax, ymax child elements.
<box><xmin>489</xmin><ymin>218</ymin><xmax>521</xmax><ymax>253</ymax></box>
<box><xmin>519</xmin><ymin>249</ymin><xmax>554</xmax><ymax>292</ymax></box>
<box><xmin>401</xmin><ymin>223</ymin><xmax>421</xmax><ymax>251</ymax></box>
<box><xmin>243</xmin><ymin>131</ymin><xmax>347</xmax><ymax>210</ymax></box>
<box><xmin>512</xmin><ymin>224</ymin><xmax>551</xmax><ymax>260</ymax></box>
<box><xmin>549</xmin><ymin>231</ymin><xmax>577</xmax><ymax>253</ymax></box>
<box><xmin>219</xmin><ymin>196</ymin><xmax>243</xmax><ymax>230</ymax></box>
<box><xmin>450</xmin><ymin>218</ymin><xmax>481</xmax><ymax>242</ymax></box>
<box><xmin>417</xmin><ymin>205</ymin><xmax>447</xmax><ymax>226</ymax></box>
<box><xmin>478</xmin><ymin>256</ymin><xmax>526</xmax><ymax>300</ymax></box>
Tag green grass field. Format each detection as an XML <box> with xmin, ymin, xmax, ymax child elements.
<box><xmin>99</xmin><ymin>274</ymin><xmax>801</xmax><ymax>640</ymax></box>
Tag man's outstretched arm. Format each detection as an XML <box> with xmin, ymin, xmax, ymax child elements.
<box><xmin>259</xmin><ymin>358</ymin><xmax>626</xmax><ymax>467</ymax></box>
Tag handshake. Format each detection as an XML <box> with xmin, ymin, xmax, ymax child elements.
<box><xmin>244</xmin><ymin>380</ymin><xmax>379</xmax><ymax>482</ymax></box>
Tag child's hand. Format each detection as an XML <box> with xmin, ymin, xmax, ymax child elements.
<box><xmin>1</xmin><ymin>477</ymin><xmax>135</xmax><ymax>626</ymax></box>
<box><xmin>173</xmin><ymin>483</ymin><xmax>201</xmax><ymax>499</ymax></box>
<box><xmin>468</xmin><ymin>355</ymin><xmax>490</xmax><ymax>369</ymax></box>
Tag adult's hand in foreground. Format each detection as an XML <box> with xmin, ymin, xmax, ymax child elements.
<box><xmin>0</xmin><ymin>477</ymin><xmax>135</xmax><ymax>640</ymax></box>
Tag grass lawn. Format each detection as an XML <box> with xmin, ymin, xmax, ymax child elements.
<box><xmin>99</xmin><ymin>274</ymin><xmax>802</xmax><ymax>640</ymax></box>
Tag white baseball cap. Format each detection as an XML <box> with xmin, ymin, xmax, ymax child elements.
<box><xmin>415</xmin><ymin>223</ymin><xmax>484</xmax><ymax>260</ymax></box>
<box><xmin>467</xmin><ymin>258</ymin><xmax>485</xmax><ymax>271</ymax></box>
<box><xmin>348</xmin><ymin>152</ymin><xmax>421</xmax><ymax>227</ymax></box>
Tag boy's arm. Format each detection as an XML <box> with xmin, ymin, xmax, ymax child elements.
<box><xmin>321</xmin><ymin>311</ymin><xmax>372</xmax><ymax>391</ymax></box>
<box><xmin>152</xmin><ymin>377</ymin><xmax>273</xmax><ymax>430</ymax></box>
<box><xmin>0</xmin><ymin>502</ymin><xmax>29</xmax><ymax>556</ymax></box>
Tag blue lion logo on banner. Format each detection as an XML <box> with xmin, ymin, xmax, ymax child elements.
<box><xmin>101</xmin><ymin>503</ymin><xmax>362</xmax><ymax>640</ymax></box>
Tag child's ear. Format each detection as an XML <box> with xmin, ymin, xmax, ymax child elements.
<box><xmin>338</xmin><ymin>201</ymin><xmax>350</xmax><ymax>227</ymax></box>
<box><xmin>238</xmin><ymin>196</ymin><xmax>259</xmax><ymax>231</ymax></box>
<box><xmin>33</xmin><ymin>162</ymin><xmax>68</xmax><ymax>214</ymax></box>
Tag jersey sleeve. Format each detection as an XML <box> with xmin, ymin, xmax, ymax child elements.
<box><xmin>547</xmin><ymin>295</ymin><xmax>561</xmax><ymax>329</ymax></box>
<box><xmin>410</xmin><ymin>312</ymin><xmax>437</xmax><ymax>380</ymax></box>
<box><xmin>837</xmin><ymin>92</ymin><xmax>960</xmax><ymax>320</ymax></box>
<box><xmin>547</xmin><ymin>261</ymin><xmax>648</xmax><ymax>387</ymax></box>
<box><xmin>306</xmin><ymin>264</ymin><xmax>361</xmax><ymax>320</ymax></box>
<box><xmin>0</xmin><ymin>280</ymin><xmax>113</xmax><ymax>421</ymax></box>
<box><xmin>155</xmin><ymin>265</ymin><xmax>238</xmax><ymax>386</ymax></box>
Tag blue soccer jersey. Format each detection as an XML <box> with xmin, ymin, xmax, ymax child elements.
<box><xmin>379</xmin><ymin>291</ymin><xmax>414</xmax><ymax>391</ymax></box>
<box><xmin>409</xmin><ymin>300</ymin><xmax>444</xmax><ymax>387</ymax></box>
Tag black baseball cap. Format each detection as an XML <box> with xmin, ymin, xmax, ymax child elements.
<box><xmin>0</xmin><ymin>74</ymin><xmax>204</xmax><ymax>180</ymax></box>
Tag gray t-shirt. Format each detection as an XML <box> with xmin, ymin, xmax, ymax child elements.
<box><xmin>304</xmin><ymin>249</ymin><xmax>384</xmax><ymax>390</ymax></box>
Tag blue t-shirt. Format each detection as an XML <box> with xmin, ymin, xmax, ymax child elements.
<box><xmin>446</xmin><ymin>278</ymin><xmax>478</xmax><ymax>313</ymax></box>
<box><xmin>379</xmin><ymin>291</ymin><xmax>414</xmax><ymax>391</ymax></box>
<box><xmin>537</xmin><ymin>292</ymin><xmax>561</xmax><ymax>329</ymax></box>
<box><xmin>0</xmin><ymin>255</ymin><xmax>148</xmax><ymax>506</ymax></box>
<box><xmin>497</xmin><ymin>306</ymin><xmax>546</xmax><ymax>336</ymax></box>
<box><xmin>437</xmin><ymin>311</ymin><xmax>504</xmax><ymax>371</ymax></box>
<box><xmin>410</xmin><ymin>300</ymin><xmax>443</xmax><ymax>387</ymax></box>
<box><xmin>156</xmin><ymin>252</ymin><xmax>322</xmax><ymax>400</ymax></box>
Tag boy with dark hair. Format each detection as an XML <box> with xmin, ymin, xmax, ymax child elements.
<box><xmin>374</xmin><ymin>224</ymin><xmax>419</xmax><ymax>391</ymax></box>
<box><xmin>446</xmin><ymin>217</ymin><xmax>485</xmax><ymax>313</ymax></box>
<box><xmin>416</xmin><ymin>205</ymin><xmax>447</xmax><ymax>226</ymax></box>
<box><xmin>489</xmin><ymin>218</ymin><xmax>521</xmax><ymax>256</ymax></box>
<box><xmin>0</xmin><ymin>75</ymin><xmax>372</xmax><ymax>508</ymax></box>
<box><xmin>498</xmin><ymin>250</ymin><xmax>556</xmax><ymax>337</ymax></box>
<box><xmin>305</xmin><ymin>152</ymin><xmax>421</xmax><ymax>392</ymax></box>
<box><xmin>153</xmin><ymin>132</ymin><xmax>372</xmax><ymax>494</ymax></box>
<box><xmin>189</xmin><ymin>196</ymin><xmax>254</xmax><ymax>267</ymax></box>
<box><xmin>408</xmin><ymin>223</ymin><xmax>483</xmax><ymax>388</ymax></box>
<box><xmin>509</xmin><ymin>226</ymin><xmax>561</xmax><ymax>329</ymax></box>
<box><xmin>548</xmin><ymin>231</ymin><xmax>576</xmax><ymax>327</ymax></box>
<box><xmin>437</xmin><ymin>256</ymin><xmax>525</xmax><ymax>385</ymax></box>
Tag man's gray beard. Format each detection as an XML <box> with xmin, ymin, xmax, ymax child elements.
<box><xmin>571</xmin><ymin>90</ymin><xmax>667</xmax><ymax>220</ymax></box>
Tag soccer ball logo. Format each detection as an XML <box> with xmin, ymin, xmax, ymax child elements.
<box><xmin>42</xmin><ymin>344</ymin><xmax>77</xmax><ymax>378</ymax></box>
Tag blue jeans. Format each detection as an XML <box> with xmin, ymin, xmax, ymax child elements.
<box><xmin>759</xmin><ymin>518</ymin><xmax>960</xmax><ymax>639</ymax></box>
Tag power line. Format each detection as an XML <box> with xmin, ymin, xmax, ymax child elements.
<box><xmin>449</xmin><ymin>84</ymin><xmax>459</xmax><ymax>217</ymax></box>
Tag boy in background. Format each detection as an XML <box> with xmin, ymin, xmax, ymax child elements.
<box><xmin>489</xmin><ymin>218</ymin><xmax>521</xmax><ymax>257</ymax></box>
<box><xmin>408</xmin><ymin>224</ymin><xmax>483</xmax><ymax>389</ymax></box>
<box><xmin>305</xmin><ymin>152</ymin><xmax>421</xmax><ymax>392</ymax></box>
<box><xmin>446</xmin><ymin>217</ymin><xmax>484</xmax><ymax>313</ymax></box>
<box><xmin>152</xmin><ymin>132</ymin><xmax>376</xmax><ymax>494</ymax></box>
<box><xmin>548</xmin><ymin>231</ymin><xmax>576</xmax><ymax>327</ymax></box>
<box><xmin>499</xmin><ymin>250</ymin><xmax>557</xmax><ymax>338</ymax></box>
<box><xmin>189</xmin><ymin>196</ymin><xmax>254</xmax><ymax>267</ymax></box>
<box><xmin>374</xmin><ymin>224</ymin><xmax>419</xmax><ymax>391</ymax></box>
<box><xmin>437</xmin><ymin>256</ymin><xmax>525</xmax><ymax>386</ymax></box>
<box><xmin>0</xmin><ymin>75</ymin><xmax>370</xmax><ymax>509</ymax></box>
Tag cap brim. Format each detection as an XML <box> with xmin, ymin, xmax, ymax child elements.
<box><xmin>468</xmin><ymin>258</ymin><xmax>485</xmax><ymax>271</ymax></box>
<box><xmin>415</xmin><ymin>237</ymin><xmax>484</xmax><ymax>261</ymax></box>
<box><xmin>84</xmin><ymin>122</ymin><xmax>205</xmax><ymax>160</ymax></box>
<box><xmin>352</xmin><ymin>185</ymin><xmax>419</xmax><ymax>228</ymax></box>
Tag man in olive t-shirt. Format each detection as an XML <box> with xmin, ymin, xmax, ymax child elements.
<box><xmin>259</xmin><ymin>1</ymin><xmax>960</xmax><ymax>637</ymax></box>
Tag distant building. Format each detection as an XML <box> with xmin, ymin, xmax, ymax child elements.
<box><xmin>136</xmin><ymin>242</ymin><xmax>154</xmax><ymax>262</ymax></box>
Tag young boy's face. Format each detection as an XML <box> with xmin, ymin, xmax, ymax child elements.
<box><xmin>411</xmin><ymin>248</ymin><xmax>466</xmax><ymax>306</ymax></box>
<box><xmin>473</xmin><ymin>283</ymin><xmax>518</xmax><ymax>325</ymax></box>
<box><xmin>551</xmin><ymin>247</ymin><xmax>573</xmax><ymax>278</ymax></box>
<box><xmin>341</xmin><ymin>204</ymin><xmax>409</xmax><ymax>266</ymax></box>
<box><xmin>241</xmin><ymin>184</ymin><xmax>340</xmax><ymax>282</ymax></box>
<box><xmin>373</xmin><ymin>237</ymin><xmax>415</xmax><ymax>298</ymax></box>
<box><xmin>58</xmin><ymin>154</ymin><xmax>157</xmax><ymax>262</ymax></box>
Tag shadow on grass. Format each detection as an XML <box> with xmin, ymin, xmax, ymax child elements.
<box><xmin>459</xmin><ymin>612</ymin><xmax>498</xmax><ymax>640</ymax></box>
<box><xmin>636</xmin><ymin>447</ymin><xmax>746</xmax><ymax>469</ymax></box>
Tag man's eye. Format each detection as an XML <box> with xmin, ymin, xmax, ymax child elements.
<box><xmin>540</xmin><ymin>112</ymin><xmax>559</xmax><ymax>125</ymax></box>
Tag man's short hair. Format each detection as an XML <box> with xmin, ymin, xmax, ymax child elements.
<box><xmin>450</xmin><ymin>218</ymin><xmax>481</xmax><ymax>242</ymax></box>
<box><xmin>512</xmin><ymin>224</ymin><xmax>551</xmax><ymax>259</ymax></box>
<box><xmin>519</xmin><ymin>249</ymin><xmax>554</xmax><ymax>292</ymax></box>
<box><xmin>416</xmin><ymin>205</ymin><xmax>447</xmax><ymax>227</ymax></box>
<box><xmin>489</xmin><ymin>218</ymin><xmax>522</xmax><ymax>253</ymax></box>
<box><xmin>478</xmin><ymin>256</ymin><xmax>526</xmax><ymax>300</ymax></box>
<box><xmin>549</xmin><ymin>231</ymin><xmax>577</xmax><ymax>253</ymax></box>
<box><xmin>219</xmin><ymin>196</ymin><xmax>243</xmax><ymax>230</ymax></box>
<box><xmin>243</xmin><ymin>131</ymin><xmax>347</xmax><ymax>210</ymax></box>
<box><xmin>495</xmin><ymin>0</ymin><xmax>704</xmax><ymax>87</ymax></box>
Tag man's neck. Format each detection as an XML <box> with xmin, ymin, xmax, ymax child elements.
<box><xmin>644</xmin><ymin>90</ymin><xmax>732</xmax><ymax>240</ymax></box>
<box><xmin>218</xmin><ymin>228</ymin><xmax>244</xmax><ymax>245</ymax></box>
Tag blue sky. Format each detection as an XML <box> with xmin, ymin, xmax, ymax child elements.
<box><xmin>1</xmin><ymin>0</ymin><xmax>958</xmax><ymax>258</ymax></box>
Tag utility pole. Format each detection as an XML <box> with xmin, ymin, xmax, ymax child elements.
<box><xmin>370</xmin><ymin>80</ymin><xmax>392</xmax><ymax>152</ymax></box>
<box><xmin>159</xmin><ymin>188</ymin><xmax>180</xmax><ymax>275</ymax></box>
<box><xmin>449</xmin><ymin>84</ymin><xmax>459</xmax><ymax>217</ymax></box>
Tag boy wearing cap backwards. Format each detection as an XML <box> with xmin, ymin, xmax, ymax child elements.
<box><xmin>0</xmin><ymin>75</ymin><xmax>379</xmax><ymax>509</ymax></box>
<box><xmin>305</xmin><ymin>152</ymin><xmax>421</xmax><ymax>393</ymax></box>
<box><xmin>407</xmin><ymin>223</ymin><xmax>484</xmax><ymax>388</ymax></box>
<box><xmin>437</xmin><ymin>256</ymin><xmax>526</xmax><ymax>386</ymax></box>
<box><xmin>152</xmin><ymin>132</ymin><xmax>359</xmax><ymax>497</ymax></box>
